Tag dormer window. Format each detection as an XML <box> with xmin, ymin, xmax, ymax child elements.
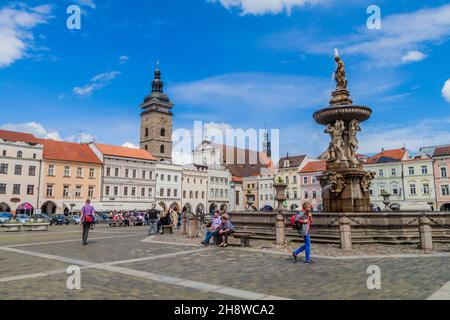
<box><xmin>17</xmin><ymin>151</ymin><xmax>23</xmax><ymax>158</ymax></box>
<box><xmin>284</xmin><ymin>160</ymin><xmax>290</xmax><ymax>168</ymax></box>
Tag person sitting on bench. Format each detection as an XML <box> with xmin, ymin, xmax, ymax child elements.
<box><xmin>201</xmin><ymin>210</ymin><xmax>221</xmax><ymax>246</ymax></box>
<box><xmin>218</xmin><ymin>214</ymin><xmax>235</xmax><ymax>248</ymax></box>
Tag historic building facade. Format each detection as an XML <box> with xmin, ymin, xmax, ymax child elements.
<box><xmin>0</xmin><ymin>130</ymin><xmax>43</xmax><ymax>214</ymax></box>
<box><xmin>89</xmin><ymin>143</ymin><xmax>157</xmax><ymax>211</ymax></box>
<box><xmin>207</xmin><ymin>167</ymin><xmax>231</xmax><ymax>214</ymax></box>
<box><xmin>181</xmin><ymin>164</ymin><xmax>208</xmax><ymax>214</ymax></box>
<box><xmin>140</xmin><ymin>66</ymin><xmax>173</xmax><ymax>162</ymax></box>
<box><xmin>243</xmin><ymin>176</ymin><xmax>259</xmax><ymax>211</ymax></box>
<box><xmin>155</xmin><ymin>162</ymin><xmax>182</xmax><ymax>213</ymax></box>
<box><xmin>431</xmin><ymin>146</ymin><xmax>450</xmax><ymax>211</ymax></box>
<box><xmin>229</xmin><ymin>177</ymin><xmax>244</xmax><ymax>212</ymax></box>
<box><xmin>276</xmin><ymin>154</ymin><xmax>308</xmax><ymax>211</ymax></box>
<box><xmin>39</xmin><ymin>140</ymin><xmax>102</xmax><ymax>215</ymax></box>
<box><xmin>299</xmin><ymin>160</ymin><xmax>326</xmax><ymax>211</ymax></box>
<box><xmin>256</xmin><ymin>167</ymin><xmax>276</xmax><ymax>210</ymax></box>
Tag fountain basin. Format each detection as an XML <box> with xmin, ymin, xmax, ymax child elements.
<box><xmin>313</xmin><ymin>105</ymin><xmax>372</xmax><ymax>125</ymax></box>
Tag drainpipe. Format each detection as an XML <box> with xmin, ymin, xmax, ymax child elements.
<box><xmin>37</xmin><ymin>158</ymin><xmax>43</xmax><ymax>214</ymax></box>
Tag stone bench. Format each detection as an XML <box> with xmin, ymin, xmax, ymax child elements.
<box><xmin>162</xmin><ymin>225</ymin><xmax>173</xmax><ymax>235</ymax></box>
<box><xmin>232</xmin><ymin>232</ymin><xmax>254</xmax><ymax>247</ymax></box>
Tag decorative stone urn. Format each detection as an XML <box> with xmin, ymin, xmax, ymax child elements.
<box><xmin>381</xmin><ymin>191</ymin><xmax>392</xmax><ymax>212</ymax></box>
<box><xmin>246</xmin><ymin>193</ymin><xmax>256</xmax><ymax>211</ymax></box>
<box><xmin>273</xmin><ymin>178</ymin><xmax>288</xmax><ymax>212</ymax></box>
<box><xmin>314</xmin><ymin>51</ymin><xmax>375</xmax><ymax>213</ymax></box>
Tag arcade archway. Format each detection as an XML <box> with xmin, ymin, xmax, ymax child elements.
<box><xmin>182</xmin><ymin>203</ymin><xmax>193</xmax><ymax>214</ymax></box>
<box><xmin>41</xmin><ymin>201</ymin><xmax>57</xmax><ymax>215</ymax></box>
<box><xmin>440</xmin><ymin>203</ymin><xmax>450</xmax><ymax>212</ymax></box>
<box><xmin>0</xmin><ymin>202</ymin><xmax>11</xmax><ymax>212</ymax></box>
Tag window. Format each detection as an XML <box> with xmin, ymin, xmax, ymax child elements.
<box><xmin>235</xmin><ymin>192</ymin><xmax>240</xmax><ymax>205</ymax></box>
<box><xmin>220</xmin><ymin>189</ymin><xmax>224</xmax><ymax>198</ymax></box>
<box><xmin>131</xmin><ymin>169</ymin><xmax>136</xmax><ymax>178</ymax></box>
<box><xmin>174</xmin><ymin>189</ymin><xmax>178</xmax><ymax>197</ymax></box>
<box><xmin>161</xmin><ymin>174</ymin><xmax>165</xmax><ymax>181</ymax></box>
<box><xmin>293</xmin><ymin>176</ymin><xmax>297</xmax><ymax>184</ymax></box>
<box><xmin>210</xmin><ymin>189</ymin><xmax>214</xmax><ymax>198</ymax></box>
<box><xmin>183</xmin><ymin>190</ymin><xmax>187</xmax><ymax>198</ymax></box>
<box><xmin>313</xmin><ymin>191</ymin><xmax>317</xmax><ymax>199</ymax></box>
<box><xmin>293</xmin><ymin>191</ymin><xmax>298</xmax><ymax>199</ymax></box>
<box><xmin>106</xmin><ymin>167</ymin><xmax>111</xmax><ymax>177</ymax></box>
<box><xmin>48</xmin><ymin>164</ymin><xmax>55</xmax><ymax>176</ymax></box>
<box><xmin>141</xmin><ymin>188</ymin><xmax>145</xmax><ymax>197</ymax></box>
<box><xmin>160</xmin><ymin>145</ymin><xmax>165</xmax><ymax>154</ymax></box>
<box><xmin>410</xmin><ymin>184</ymin><xmax>416</xmax><ymax>195</ymax></box>
<box><xmin>168</xmin><ymin>175</ymin><xmax>172</xmax><ymax>182</ymax></box>
<box><xmin>46</xmin><ymin>185</ymin><xmax>54</xmax><ymax>197</ymax></box>
<box><xmin>202</xmin><ymin>191</ymin><xmax>205</xmax><ymax>199</ymax></box>
<box><xmin>33</xmin><ymin>153</ymin><xmax>36</xmax><ymax>159</ymax></box>
<box><xmin>442</xmin><ymin>185</ymin><xmax>450</xmax><ymax>196</ymax></box>
<box><xmin>0</xmin><ymin>184</ymin><xmax>6</xmax><ymax>194</ymax></box>
<box><xmin>142</xmin><ymin>171</ymin><xmax>146</xmax><ymax>179</ymax></box>
<box><xmin>391</xmin><ymin>168</ymin><xmax>397</xmax><ymax>176</ymax></box>
<box><xmin>379</xmin><ymin>170</ymin><xmax>384</xmax><ymax>177</ymax></box>
<box><xmin>304</xmin><ymin>191</ymin><xmax>309</xmax><ymax>199</ymax></box>
<box><xmin>114</xmin><ymin>186</ymin><xmax>119</xmax><ymax>196</ymax></box>
<box><xmin>64</xmin><ymin>166</ymin><xmax>70</xmax><ymax>177</ymax></box>
<box><xmin>145</xmin><ymin>128</ymin><xmax>149</xmax><ymax>137</ymax></box>
<box><xmin>105</xmin><ymin>186</ymin><xmax>110</xmax><ymax>196</ymax></box>
<box><xmin>125</xmin><ymin>169</ymin><xmax>129</xmax><ymax>178</ymax></box>
<box><xmin>441</xmin><ymin>167</ymin><xmax>448</xmax><ymax>178</ymax></box>
<box><xmin>175</xmin><ymin>175</ymin><xmax>178</xmax><ymax>182</ymax></box>
<box><xmin>408</xmin><ymin>167</ymin><xmax>415</xmax><ymax>175</ymax></box>
<box><xmin>312</xmin><ymin>176</ymin><xmax>317</xmax><ymax>184</ymax></box>
<box><xmin>260</xmin><ymin>195</ymin><xmax>263</xmax><ymax>201</ymax></box>
<box><xmin>89</xmin><ymin>168</ymin><xmax>95</xmax><ymax>178</ymax></box>
<box><xmin>124</xmin><ymin>187</ymin><xmax>128</xmax><ymax>196</ymax></box>
<box><xmin>148</xmin><ymin>188</ymin><xmax>153</xmax><ymax>197</ymax></box>
<box><xmin>13</xmin><ymin>184</ymin><xmax>20</xmax><ymax>195</ymax></box>
<box><xmin>63</xmin><ymin>185</ymin><xmax>70</xmax><ymax>197</ymax></box>
<box><xmin>149</xmin><ymin>171</ymin><xmax>153</xmax><ymax>180</ymax></box>
<box><xmin>88</xmin><ymin>186</ymin><xmax>94</xmax><ymax>198</ymax></box>
<box><xmin>215</xmin><ymin>189</ymin><xmax>219</xmax><ymax>197</ymax></box>
<box><xmin>115</xmin><ymin>168</ymin><xmax>119</xmax><ymax>177</ymax></box>
<box><xmin>75</xmin><ymin>186</ymin><xmax>82</xmax><ymax>198</ymax></box>
<box><xmin>392</xmin><ymin>187</ymin><xmax>399</xmax><ymax>195</ymax></box>
<box><xmin>14</xmin><ymin>165</ymin><xmax>22</xmax><ymax>175</ymax></box>
<box><xmin>2</xmin><ymin>150</ymin><xmax>5</xmax><ymax>156</ymax></box>
<box><xmin>29</xmin><ymin>166</ymin><xmax>36</xmax><ymax>176</ymax></box>
<box><xmin>17</xmin><ymin>151</ymin><xmax>23</xmax><ymax>158</ymax></box>
<box><xmin>27</xmin><ymin>185</ymin><xmax>34</xmax><ymax>195</ymax></box>
<box><xmin>423</xmin><ymin>184</ymin><xmax>430</xmax><ymax>195</ymax></box>
<box><xmin>285</xmin><ymin>176</ymin><xmax>289</xmax><ymax>184</ymax></box>
<box><xmin>160</xmin><ymin>188</ymin><xmax>164</xmax><ymax>197</ymax></box>
<box><xmin>303</xmin><ymin>177</ymin><xmax>308</xmax><ymax>184</ymax></box>
<box><xmin>189</xmin><ymin>191</ymin><xmax>193</xmax><ymax>198</ymax></box>
<box><xmin>195</xmin><ymin>191</ymin><xmax>199</xmax><ymax>199</ymax></box>
<box><xmin>0</xmin><ymin>163</ymin><xmax>8</xmax><ymax>174</ymax></box>
<box><xmin>131</xmin><ymin>187</ymin><xmax>136</xmax><ymax>196</ymax></box>
<box><xmin>422</xmin><ymin>166</ymin><xmax>428</xmax><ymax>175</ymax></box>
<box><xmin>77</xmin><ymin>167</ymin><xmax>83</xmax><ymax>177</ymax></box>
<box><xmin>167</xmin><ymin>189</ymin><xmax>171</xmax><ymax>197</ymax></box>
<box><xmin>160</xmin><ymin>128</ymin><xmax>166</xmax><ymax>137</ymax></box>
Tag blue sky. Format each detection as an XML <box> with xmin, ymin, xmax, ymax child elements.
<box><xmin>1</xmin><ymin>0</ymin><xmax>450</xmax><ymax>161</ymax></box>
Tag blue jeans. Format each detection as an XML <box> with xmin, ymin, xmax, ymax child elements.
<box><xmin>204</xmin><ymin>229</ymin><xmax>219</xmax><ymax>244</ymax></box>
<box><xmin>294</xmin><ymin>234</ymin><xmax>311</xmax><ymax>262</ymax></box>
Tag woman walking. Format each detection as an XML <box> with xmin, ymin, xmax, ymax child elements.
<box><xmin>292</xmin><ymin>202</ymin><xmax>313</xmax><ymax>264</ymax></box>
<box><xmin>81</xmin><ymin>199</ymin><xmax>95</xmax><ymax>246</ymax></box>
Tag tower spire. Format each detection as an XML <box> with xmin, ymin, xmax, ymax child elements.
<box><xmin>152</xmin><ymin>61</ymin><xmax>163</xmax><ymax>93</ymax></box>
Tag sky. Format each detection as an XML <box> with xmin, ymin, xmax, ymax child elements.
<box><xmin>1</xmin><ymin>0</ymin><xmax>450</xmax><ymax>163</ymax></box>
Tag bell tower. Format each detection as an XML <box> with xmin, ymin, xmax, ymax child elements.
<box><xmin>140</xmin><ymin>64</ymin><xmax>173</xmax><ymax>162</ymax></box>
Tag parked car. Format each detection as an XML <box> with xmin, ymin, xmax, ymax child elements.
<box><xmin>68</xmin><ymin>215</ymin><xmax>81</xmax><ymax>224</ymax></box>
<box><xmin>0</xmin><ymin>213</ymin><xmax>12</xmax><ymax>224</ymax></box>
<box><xmin>17</xmin><ymin>214</ymin><xmax>31</xmax><ymax>224</ymax></box>
<box><xmin>50</xmin><ymin>214</ymin><xmax>69</xmax><ymax>226</ymax></box>
<box><xmin>31</xmin><ymin>214</ymin><xmax>51</xmax><ymax>223</ymax></box>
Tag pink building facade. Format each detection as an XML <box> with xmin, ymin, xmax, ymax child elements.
<box><xmin>433</xmin><ymin>146</ymin><xmax>450</xmax><ymax>211</ymax></box>
<box><xmin>299</xmin><ymin>161</ymin><xmax>326</xmax><ymax>211</ymax></box>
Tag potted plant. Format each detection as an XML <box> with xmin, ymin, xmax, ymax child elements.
<box><xmin>23</xmin><ymin>217</ymin><xmax>50</xmax><ymax>232</ymax></box>
<box><xmin>1</xmin><ymin>218</ymin><xmax>22</xmax><ymax>232</ymax></box>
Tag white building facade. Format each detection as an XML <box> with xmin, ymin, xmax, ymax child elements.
<box><xmin>207</xmin><ymin>167</ymin><xmax>231</xmax><ymax>214</ymax></box>
<box><xmin>181</xmin><ymin>164</ymin><xmax>208</xmax><ymax>215</ymax></box>
<box><xmin>0</xmin><ymin>136</ymin><xmax>43</xmax><ymax>214</ymax></box>
<box><xmin>155</xmin><ymin>162</ymin><xmax>183</xmax><ymax>213</ymax></box>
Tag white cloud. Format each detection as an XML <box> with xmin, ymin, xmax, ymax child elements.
<box><xmin>208</xmin><ymin>0</ymin><xmax>323</xmax><ymax>15</ymax></box>
<box><xmin>122</xmin><ymin>142</ymin><xmax>139</xmax><ymax>149</ymax></box>
<box><xmin>73</xmin><ymin>71</ymin><xmax>120</xmax><ymax>97</ymax></box>
<box><xmin>442</xmin><ymin>79</ymin><xmax>450</xmax><ymax>103</ymax></box>
<box><xmin>74</xmin><ymin>0</ymin><xmax>96</xmax><ymax>9</ymax></box>
<box><xmin>0</xmin><ymin>122</ymin><xmax>62</xmax><ymax>140</ymax></box>
<box><xmin>268</xmin><ymin>4</ymin><xmax>450</xmax><ymax>66</ymax></box>
<box><xmin>401</xmin><ymin>51</ymin><xmax>427</xmax><ymax>63</ymax></box>
<box><xmin>119</xmin><ymin>55</ymin><xmax>129</xmax><ymax>65</ymax></box>
<box><xmin>0</xmin><ymin>3</ymin><xmax>52</xmax><ymax>68</ymax></box>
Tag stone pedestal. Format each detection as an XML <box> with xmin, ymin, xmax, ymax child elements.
<box><xmin>181</xmin><ymin>213</ymin><xmax>187</xmax><ymax>235</ymax></box>
<box><xmin>187</xmin><ymin>213</ymin><xmax>196</xmax><ymax>239</ymax></box>
<box><xmin>419</xmin><ymin>216</ymin><xmax>433</xmax><ymax>251</ymax></box>
<box><xmin>275</xmin><ymin>213</ymin><xmax>286</xmax><ymax>246</ymax></box>
<box><xmin>339</xmin><ymin>216</ymin><xmax>352</xmax><ymax>251</ymax></box>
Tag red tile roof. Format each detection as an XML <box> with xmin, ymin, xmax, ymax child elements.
<box><xmin>278</xmin><ymin>155</ymin><xmax>307</xmax><ymax>168</ymax></box>
<box><xmin>39</xmin><ymin>139</ymin><xmax>102</xmax><ymax>164</ymax></box>
<box><xmin>0</xmin><ymin>129</ymin><xmax>41</xmax><ymax>144</ymax></box>
<box><xmin>299</xmin><ymin>161</ymin><xmax>326</xmax><ymax>173</ymax></box>
<box><xmin>434</xmin><ymin>146</ymin><xmax>450</xmax><ymax>157</ymax></box>
<box><xmin>95</xmin><ymin>143</ymin><xmax>156</xmax><ymax>161</ymax></box>
<box><xmin>366</xmin><ymin>148</ymin><xmax>408</xmax><ymax>164</ymax></box>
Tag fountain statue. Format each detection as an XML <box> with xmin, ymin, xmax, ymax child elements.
<box><xmin>313</xmin><ymin>50</ymin><xmax>374</xmax><ymax>212</ymax></box>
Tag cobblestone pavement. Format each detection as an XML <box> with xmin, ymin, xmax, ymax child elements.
<box><xmin>1</xmin><ymin>225</ymin><xmax>449</xmax><ymax>300</ymax></box>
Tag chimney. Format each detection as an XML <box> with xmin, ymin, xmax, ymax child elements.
<box><xmin>381</xmin><ymin>148</ymin><xmax>385</xmax><ymax>154</ymax></box>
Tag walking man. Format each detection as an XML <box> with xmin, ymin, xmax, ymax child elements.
<box><xmin>81</xmin><ymin>199</ymin><xmax>95</xmax><ymax>246</ymax></box>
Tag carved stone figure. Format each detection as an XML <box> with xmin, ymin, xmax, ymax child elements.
<box><xmin>334</xmin><ymin>55</ymin><xmax>348</xmax><ymax>91</ymax></box>
<box><xmin>360</xmin><ymin>172</ymin><xmax>376</xmax><ymax>194</ymax></box>
<box><xmin>349</xmin><ymin>119</ymin><xmax>361</xmax><ymax>165</ymax></box>
<box><xmin>325</xmin><ymin>172</ymin><xmax>346</xmax><ymax>195</ymax></box>
<box><xmin>325</xmin><ymin>120</ymin><xmax>347</xmax><ymax>163</ymax></box>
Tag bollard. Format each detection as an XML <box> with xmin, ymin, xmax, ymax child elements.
<box><xmin>187</xmin><ymin>213</ymin><xmax>196</xmax><ymax>239</ymax></box>
<box><xmin>181</xmin><ymin>213</ymin><xmax>187</xmax><ymax>235</ymax></box>
<box><xmin>419</xmin><ymin>216</ymin><xmax>433</xmax><ymax>251</ymax></box>
<box><xmin>339</xmin><ymin>216</ymin><xmax>352</xmax><ymax>251</ymax></box>
<box><xmin>275</xmin><ymin>213</ymin><xmax>286</xmax><ymax>246</ymax></box>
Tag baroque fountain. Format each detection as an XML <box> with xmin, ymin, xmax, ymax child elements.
<box><xmin>314</xmin><ymin>51</ymin><xmax>375</xmax><ymax>212</ymax></box>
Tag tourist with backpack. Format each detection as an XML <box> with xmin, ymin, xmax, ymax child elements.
<box><xmin>81</xmin><ymin>199</ymin><xmax>95</xmax><ymax>246</ymax></box>
<box><xmin>291</xmin><ymin>202</ymin><xmax>313</xmax><ymax>264</ymax></box>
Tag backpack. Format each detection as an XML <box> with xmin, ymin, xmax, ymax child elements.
<box><xmin>290</xmin><ymin>213</ymin><xmax>303</xmax><ymax>231</ymax></box>
<box><xmin>83</xmin><ymin>206</ymin><xmax>94</xmax><ymax>223</ymax></box>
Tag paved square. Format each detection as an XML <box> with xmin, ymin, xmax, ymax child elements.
<box><xmin>1</xmin><ymin>225</ymin><xmax>449</xmax><ymax>300</ymax></box>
